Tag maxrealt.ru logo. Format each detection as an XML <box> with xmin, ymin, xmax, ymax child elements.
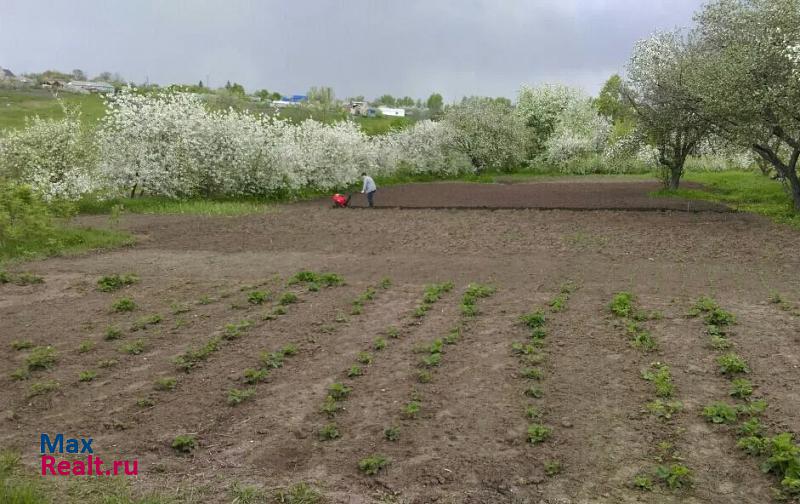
<box><xmin>40</xmin><ymin>434</ymin><xmax>138</xmax><ymax>476</ymax></box>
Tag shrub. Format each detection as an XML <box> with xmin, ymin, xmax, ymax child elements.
<box><xmin>227</xmin><ymin>387</ymin><xmax>256</xmax><ymax>406</ymax></box>
<box><xmin>171</xmin><ymin>435</ymin><xmax>196</xmax><ymax>453</ymax></box>
<box><xmin>358</xmin><ymin>455</ymin><xmax>389</xmax><ymax>475</ymax></box>
<box><xmin>97</xmin><ymin>273</ymin><xmax>138</xmax><ymax>292</ymax></box>
<box><xmin>526</xmin><ymin>423</ymin><xmax>552</xmax><ymax>444</ymax></box>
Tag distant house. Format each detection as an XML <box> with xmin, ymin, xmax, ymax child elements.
<box><xmin>377</xmin><ymin>106</ymin><xmax>405</xmax><ymax>117</ymax></box>
<box><xmin>272</xmin><ymin>94</ymin><xmax>308</xmax><ymax>108</ymax></box>
<box><xmin>66</xmin><ymin>80</ymin><xmax>115</xmax><ymax>93</ymax></box>
<box><xmin>347</xmin><ymin>101</ymin><xmax>369</xmax><ymax>116</ymax></box>
<box><xmin>0</xmin><ymin>67</ymin><xmax>15</xmax><ymax>79</ymax></box>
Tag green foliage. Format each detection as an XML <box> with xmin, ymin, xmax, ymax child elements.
<box><xmin>174</xmin><ymin>336</ymin><xmax>222</xmax><ymax>371</ymax></box>
<box><xmin>247</xmin><ymin>290</ymin><xmax>269</xmax><ymax>305</ymax></box>
<box><xmin>171</xmin><ymin>435</ymin><xmax>196</xmax><ymax>453</ymax></box>
<box><xmin>544</xmin><ymin>460</ymin><xmax>562</xmax><ymax>476</ymax></box>
<box><xmin>77</xmin><ymin>340</ymin><xmax>94</xmax><ymax>353</ymax></box>
<box><xmin>154</xmin><ymin>376</ymin><xmax>177</xmax><ymax>391</ymax></box>
<box><xmin>403</xmin><ymin>401</ymin><xmax>421</xmax><ymax>419</ymax></box>
<box><xmin>261</xmin><ymin>351</ymin><xmax>285</xmax><ymax>369</ymax></box>
<box><xmin>170</xmin><ymin>302</ymin><xmax>191</xmax><ymax>315</ymax></box>
<box><xmin>417</xmin><ymin>370</ymin><xmax>432</xmax><ymax>383</ymax></box>
<box><xmin>327</xmin><ymin>382</ymin><xmax>351</xmax><ymax>400</ymax></box>
<box><xmin>524</xmin><ymin>386</ymin><xmax>544</xmax><ymax>398</ymax></box>
<box><xmin>549</xmin><ymin>293</ymin><xmax>568</xmax><ymax>312</ymax></box>
<box><xmin>520</xmin><ymin>367</ymin><xmax>544</xmax><ymax>380</ymax></box>
<box><xmin>738</xmin><ymin>399</ymin><xmax>768</xmax><ymax>417</ymax></box>
<box><xmin>761</xmin><ymin>433</ymin><xmax>800</xmax><ymax>495</ymax></box>
<box><xmin>384</xmin><ymin>426</ymin><xmax>400</xmax><ymax>441</ymax></box>
<box><xmin>223</xmin><ymin>320</ymin><xmax>251</xmax><ymax>340</ymax></box>
<box><xmin>633</xmin><ymin>474</ymin><xmax>654</xmax><ymax>491</ymax></box>
<box><xmin>420</xmin><ymin>353</ymin><xmax>442</xmax><ymax>368</ymax></box>
<box><xmin>705</xmin><ymin>307</ymin><xmax>736</xmax><ymax>327</ymax></box>
<box><xmin>104</xmin><ymin>325</ymin><xmax>122</xmax><ymax>340</ymax></box>
<box><xmin>642</xmin><ymin>362</ymin><xmax>674</xmax><ymax>398</ymax></box>
<box><xmin>25</xmin><ymin>345</ymin><xmax>57</xmax><ymax>370</ymax></box>
<box><xmin>702</xmin><ymin>402</ymin><xmax>738</xmax><ymax>424</ymax></box>
<box><xmin>27</xmin><ymin>380</ymin><xmax>59</xmax><ymax>398</ymax></box>
<box><xmin>525</xmin><ymin>406</ymin><xmax>542</xmax><ymax>420</ymax></box>
<box><xmin>111</xmin><ymin>297</ymin><xmax>136</xmax><ymax>312</ymax></box>
<box><xmin>717</xmin><ymin>353</ymin><xmax>749</xmax><ymax>375</ymax></box>
<box><xmin>320</xmin><ymin>395</ymin><xmax>341</xmax><ymax>416</ymax></box>
<box><xmin>739</xmin><ymin>418</ymin><xmax>765</xmax><ymax>437</ymax></box>
<box><xmin>136</xmin><ymin>397</ymin><xmax>155</xmax><ymax>408</ymax></box>
<box><xmin>415</xmin><ymin>282</ymin><xmax>455</xmax><ymax>317</ymax></box>
<box><xmin>373</xmin><ymin>338</ymin><xmax>387</xmax><ymax>351</ymax></box>
<box><xmin>227</xmin><ymin>387</ymin><xmax>256</xmax><ymax>406</ymax></box>
<box><xmin>356</xmin><ymin>352</ymin><xmax>373</xmax><ymax>365</ymax></box>
<box><xmin>347</xmin><ymin>365</ymin><xmax>363</xmax><ymax>377</ymax></box>
<box><xmin>386</xmin><ymin>326</ymin><xmax>400</xmax><ymax>339</ymax></box>
<box><xmin>288</xmin><ymin>271</ymin><xmax>343</xmax><ymax>287</ymax></box>
<box><xmin>358</xmin><ymin>455</ymin><xmax>389</xmax><ymax>475</ymax></box>
<box><xmin>630</xmin><ymin>329</ymin><xmax>658</xmax><ymax>352</ymax></box>
<box><xmin>279</xmin><ymin>292</ymin><xmax>298</xmax><ymax>305</ymax></box>
<box><xmin>243</xmin><ymin>368</ymin><xmax>269</xmax><ymax>384</ymax></box>
<box><xmin>78</xmin><ymin>370</ymin><xmax>96</xmax><ymax>382</ymax></box>
<box><xmin>10</xmin><ymin>368</ymin><xmax>30</xmax><ymax>381</ymax></box>
<box><xmin>738</xmin><ymin>436</ymin><xmax>768</xmax><ymax>456</ymax></box>
<box><xmin>97</xmin><ymin>273</ymin><xmax>138</xmax><ymax>292</ymax></box>
<box><xmin>520</xmin><ymin>310</ymin><xmax>546</xmax><ymax>329</ymax></box>
<box><xmin>318</xmin><ymin>423</ymin><xmax>340</xmax><ymax>441</ymax></box>
<box><xmin>526</xmin><ymin>423</ymin><xmax>552</xmax><ymax>444</ymax></box>
<box><xmin>709</xmin><ymin>335</ymin><xmax>731</xmax><ymax>350</ymax></box>
<box><xmin>274</xmin><ymin>482</ymin><xmax>322</xmax><ymax>504</ymax></box>
<box><xmin>609</xmin><ymin>292</ymin><xmax>634</xmax><ymax>317</ymax></box>
<box><xmin>646</xmin><ymin>399</ymin><xmax>683</xmax><ymax>420</ymax></box>
<box><xmin>689</xmin><ymin>295</ymin><xmax>718</xmax><ymax>316</ymax></box>
<box><xmin>10</xmin><ymin>339</ymin><xmax>33</xmax><ymax>351</ymax></box>
<box><xmin>730</xmin><ymin>378</ymin><xmax>753</xmax><ymax>399</ymax></box>
<box><xmin>379</xmin><ymin>277</ymin><xmax>392</xmax><ymax>289</ymax></box>
<box><xmin>655</xmin><ymin>464</ymin><xmax>692</xmax><ymax>490</ymax></box>
<box><xmin>461</xmin><ymin>283</ymin><xmax>496</xmax><ymax>314</ymax></box>
<box><xmin>119</xmin><ymin>338</ymin><xmax>146</xmax><ymax>355</ymax></box>
<box><xmin>97</xmin><ymin>358</ymin><xmax>118</xmax><ymax>368</ymax></box>
<box><xmin>131</xmin><ymin>313</ymin><xmax>162</xmax><ymax>331</ymax></box>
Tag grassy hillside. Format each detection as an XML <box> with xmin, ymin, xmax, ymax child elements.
<box><xmin>0</xmin><ymin>88</ymin><xmax>106</xmax><ymax>129</ymax></box>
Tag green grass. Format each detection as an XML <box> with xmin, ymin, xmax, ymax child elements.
<box><xmin>76</xmin><ymin>195</ymin><xmax>279</xmax><ymax>216</ymax></box>
<box><xmin>654</xmin><ymin>170</ymin><xmax>800</xmax><ymax>228</ymax></box>
<box><xmin>1</xmin><ymin>222</ymin><xmax>132</xmax><ymax>265</ymax></box>
<box><xmin>0</xmin><ymin>89</ymin><xmax>106</xmax><ymax>130</ymax></box>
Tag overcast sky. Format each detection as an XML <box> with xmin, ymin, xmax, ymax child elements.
<box><xmin>0</xmin><ymin>0</ymin><xmax>705</xmax><ymax>101</ymax></box>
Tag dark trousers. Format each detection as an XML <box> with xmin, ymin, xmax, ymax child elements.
<box><xmin>367</xmin><ymin>190</ymin><xmax>375</xmax><ymax>207</ymax></box>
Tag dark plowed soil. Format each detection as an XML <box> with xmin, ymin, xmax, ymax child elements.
<box><xmin>1</xmin><ymin>181</ymin><xmax>798</xmax><ymax>503</ymax></box>
<box><xmin>339</xmin><ymin>181</ymin><xmax>729</xmax><ymax>211</ymax></box>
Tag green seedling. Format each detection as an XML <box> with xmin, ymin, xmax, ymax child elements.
<box><xmin>281</xmin><ymin>344</ymin><xmax>299</xmax><ymax>356</ymax></box>
<box><xmin>111</xmin><ymin>297</ymin><xmax>136</xmax><ymax>312</ymax></box>
<box><xmin>521</xmin><ymin>367</ymin><xmax>543</xmax><ymax>380</ymax></box>
<box><xmin>97</xmin><ymin>359</ymin><xmax>118</xmax><ymax>368</ymax></box>
<box><xmin>347</xmin><ymin>365</ymin><xmax>363</xmax><ymax>377</ymax></box>
<box><xmin>421</xmin><ymin>353</ymin><xmax>442</xmax><ymax>368</ymax></box>
<box><xmin>737</xmin><ymin>436</ymin><xmax>768</xmax><ymax>456</ymax></box>
<box><xmin>633</xmin><ymin>474</ymin><xmax>654</xmax><ymax>491</ymax></box>
<box><xmin>379</xmin><ymin>277</ymin><xmax>392</xmax><ymax>289</ymax></box>
<box><xmin>78</xmin><ymin>370</ymin><xmax>96</xmax><ymax>382</ymax></box>
<box><xmin>28</xmin><ymin>380</ymin><xmax>60</xmax><ymax>398</ymax></box>
<box><xmin>384</xmin><ymin>426</ymin><xmax>400</xmax><ymax>441</ymax></box>
<box><xmin>524</xmin><ymin>386</ymin><xmax>544</xmax><ymax>398</ymax></box>
<box><xmin>120</xmin><ymin>339</ymin><xmax>146</xmax><ymax>355</ymax></box>
<box><xmin>631</xmin><ymin>329</ymin><xmax>657</xmax><ymax>351</ymax></box>
<box><xmin>520</xmin><ymin>310</ymin><xmax>546</xmax><ymax>329</ymax></box>
<box><xmin>223</xmin><ymin>320</ymin><xmax>252</xmax><ymax>340</ymax></box>
<box><xmin>174</xmin><ymin>336</ymin><xmax>222</xmax><ymax>371</ymax></box>
<box><xmin>131</xmin><ymin>313</ymin><xmax>162</xmax><ymax>331</ymax></box>
<box><xmin>655</xmin><ymin>464</ymin><xmax>692</xmax><ymax>490</ymax></box>
<box><xmin>351</xmin><ymin>303</ymin><xmax>363</xmax><ymax>315</ymax></box>
<box><xmin>274</xmin><ymin>483</ymin><xmax>322</xmax><ymax>503</ymax></box>
<box><xmin>319</xmin><ymin>423</ymin><xmax>340</xmax><ymax>441</ymax></box>
<box><xmin>171</xmin><ymin>435</ymin><xmax>196</xmax><ymax>453</ymax></box>
<box><xmin>170</xmin><ymin>302</ymin><xmax>191</xmax><ymax>314</ymax></box>
<box><xmin>403</xmin><ymin>401</ymin><xmax>421</xmax><ymax>419</ymax></box>
<box><xmin>730</xmin><ymin>378</ymin><xmax>753</xmax><ymax>399</ymax></box>
<box><xmin>279</xmin><ymin>292</ymin><xmax>298</xmax><ymax>305</ymax></box>
<box><xmin>197</xmin><ymin>295</ymin><xmax>213</xmax><ymax>305</ymax></box>
<box><xmin>261</xmin><ymin>351</ymin><xmax>285</xmax><ymax>369</ymax></box>
<box><xmin>417</xmin><ymin>370</ymin><xmax>432</xmax><ymax>383</ymax></box>
<box><xmin>739</xmin><ymin>418</ymin><xmax>765</xmax><ymax>437</ymax></box>
<box><xmin>373</xmin><ymin>338</ymin><xmax>387</xmax><ymax>351</ymax></box>
<box><xmin>11</xmin><ymin>340</ymin><xmax>33</xmax><ymax>351</ymax></box>
<box><xmin>689</xmin><ymin>295</ymin><xmax>718</xmax><ymax>316</ymax></box>
<box><xmin>328</xmin><ymin>382</ymin><xmax>352</xmax><ymax>400</ymax></box>
<box><xmin>737</xmin><ymin>399</ymin><xmax>767</xmax><ymax>416</ymax></box>
<box><xmin>154</xmin><ymin>377</ymin><xmax>177</xmax><ymax>391</ymax></box>
<box><xmin>244</xmin><ymin>368</ymin><xmax>269</xmax><ymax>384</ymax></box>
<box><xmin>717</xmin><ymin>353</ymin><xmax>749</xmax><ymax>375</ymax></box>
<box><xmin>320</xmin><ymin>395</ymin><xmax>341</xmax><ymax>416</ymax></box>
<box><xmin>77</xmin><ymin>340</ymin><xmax>95</xmax><ymax>353</ymax></box>
<box><xmin>646</xmin><ymin>399</ymin><xmax>683</xmax><ymax>420</ymax></box>
<box><xmin>10</xmin><ymin>368</ymin><xmax>30</xmax><ymax>381</ymax></box>
<box><xmin>247</xmin><ymin>290</ymin><xmax>269</xmax><ymax>305</ymax></box>
<box><xmin>609</xmin><ymin>292</ymin><xmax>634</xmax><ymax>317</ymax></box>
<box><xmin>335</xmin><ymin>311</ymin><xmax>348</xmax><ymax>323</ymax></box>
<box><xmin>526</xmin><ymin>423</ymin><xmax>552</xmax><ymax>444</ymax></box>
<box><xmin>104</xmin><ymin>326</ymin><xmax>122</xmax><ymax>341</ymax></box>
<box><xmin>25</xmin><ymin>346</ymin><xmax>57</xmax><ymax>370</ymax></box>
<box><xmin>307</xmin><ymin>282</ymin><xmax>320</xmax><ymax>292</ymax></box>
<box><xmin>549</xmin><ymin>294</ymin><xmax>568</xmax><ymax>313</ymax></box>
<box><xmin>709</xmin><ymin>335</ymin><xmax>731</xmax><ymax>350</ymax></box>
<box><xmin>702</xmin><ymin>401</ymin><xmax>738</xmax><ymax>424</ymax></box>
<box><xmin>642</xmin><ymin>362</ymin><xmax>674</xmax><ymax>398</ymax></box>
<box><xmin>386</xmin><ymin>326</ymin><xmax>400</xmax><ymax>338</ymax></box>
<box><xmin>444</xmin><ymin>327</ymin><xmax>461</xmax><ymax>344</ymax></box>
<box><xmin>97</xmin><ymin>273</ymin><xmax>138</xmax><ymax>292</ymax></box>
<box><xmin>136</xmin><ymin>397</ymin><xmax>155</xmax><ymax>408</ymax></box>
<box><xmin>705</xmin><ymin>307</ymin><xmax>736</xmax><ymax>327</ymax></box>
<box><xmin>544</xmin><ymin>460</ymin><xmax>562</xmax><ymax>476</ymax></box>
<box><xmin>356</xmin><ymin>352</ymin><xmax>373</xmax><ymax>365</ymax></box>
<box><xmin>14</xmin><ymin>272</ymin><xmax>44</xmax><ymax>285</ymax></box>
<box><xmin>525</xmin><ymin>406</ymin><xmax>542</xmax><ymax>420</ymax></box>
<box><xmin>227</xmin><ymin>387</ymin><xmax>256</xmax><ymax>406</ymax></box>
<box><xmin>358</xmin><ymin>455</ymin><xmax>389</xmax><ymax>475</ymax></box>
<box><xmin>428</xmin><ymin>338</ymin><xmax>444</xmax><ymax>354</ymax></box>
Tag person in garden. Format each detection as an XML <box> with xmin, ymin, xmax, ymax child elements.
<box><xmin>361</xmin><ymin>172</ymin><xmax>377</xmax><ymax>208</ymax></box>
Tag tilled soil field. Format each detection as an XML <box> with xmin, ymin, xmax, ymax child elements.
<box><xmin>1</xmin><ymin>182</ymin><xmax>799</xmax><ymax>504</ymax></box>
<box><xmin>342</xmin><ymin>180</ymin><xmax>729</xmax><ymax>211</ymax></box>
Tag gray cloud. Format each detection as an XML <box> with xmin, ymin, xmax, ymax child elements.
<box><xmin>0</xmin><ymin>0</ymin><xmax>705</xmax><ymax>101</ymax></box>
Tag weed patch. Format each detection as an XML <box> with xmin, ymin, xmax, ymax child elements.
<box><xmin>97</xmin><ymin>273</ymin><xmax>138</xmax><ymax>292</ymax></box>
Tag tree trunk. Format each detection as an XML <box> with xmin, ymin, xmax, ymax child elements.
<box><xmin>785</xmin><ymin>167</ymin><xmax>800</xmax><ymax>211</ymax></box>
